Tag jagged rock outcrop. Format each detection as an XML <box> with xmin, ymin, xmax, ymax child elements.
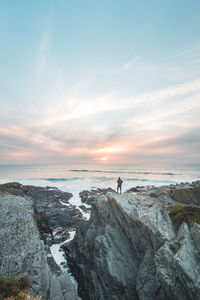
<box><xmin>79</xmin><ymin>188</ymin><xmax>116</xmax><ymax>205</ymax></box>
<box><xmin>23</xmin><ymin>184</ymin><xmax>82</xmax><ymax>245</ymax></box>
<box><xmin>0</xmin><ymin>183</ymin><xmax>79</xmax><ymax>300</ymax></box>
<box><xmin>67</xmin><ymin>182</ymin><xmax>200</xmax><ymax>300</ymax></box>
<box><xmin>0</xmin><ymin>182</ymin><xmax>83</xmax><ymax>245</ymax></box>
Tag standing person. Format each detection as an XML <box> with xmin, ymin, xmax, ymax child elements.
<box><xmin>117</xmin><ymin>177</ymin><xmax>123</xmax><ymax>194</ymax></box>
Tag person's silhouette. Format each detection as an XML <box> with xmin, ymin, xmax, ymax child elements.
<box><xmin>117</xmin><ymin>177</ymin><xmax>123</xmax><ymax>193</ymax></box>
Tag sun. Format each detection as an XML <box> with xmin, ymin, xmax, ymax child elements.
<box><xmin>101</xmin><ymin>157</ymin><xmax>108</xmax><ymax>161</ymax></box>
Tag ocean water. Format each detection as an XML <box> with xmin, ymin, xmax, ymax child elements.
<box><xmin>0</xmin><ymin>163</ymin><xmax>199</xmax><ymax>202</ymax></box>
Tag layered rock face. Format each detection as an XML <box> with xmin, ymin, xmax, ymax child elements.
<box><xmin>0</xmin><ymin>184</ymin><xmax>78</xmax><ymax>300</ymax></box>
<box><xmin>68</xmin><ymin>182</ymin><xmax>200</xmax><ymax>300</ymax></box>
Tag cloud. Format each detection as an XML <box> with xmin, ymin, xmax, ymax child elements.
<box><xmin>124</xmin><ymin>78</ymin><xmax>200</xmax><ymax>107</ymax></box>
<box><xmin>155</xmin><ymin>130</ymin><xmax>200</xmax><ymax>148</ymax></box>
<box><xmin>136</xmin><ymin>129</ymin><xmax>200</xmax><ymax>161</ymax></box>
<box><xmin>170</xmin><ymin>42</ymin><xmax>200</xmax><ymax>66</ymax></box>
<box><xmin>0</xmin><ymin>72</ymin><xmax>200</xmax><ymax>163</ymax></box>
<box><xmin>122</xmin><ymin>54</ymin><xmax>140</xmax><ymax>70</ymax></box>
<box><xmin>92</xmin><ymin>147</ymin><xmax>125</xmax><ymax>154</ymax></box>
<box><xmin>37</xmin><ymin>31</ymin><xmax>50</xmax><ymax>74</ymax></box>
<box><xmin>38</xmin><ymin>77</ymin><xmax>200</xmax><ymax>132</ymax></box>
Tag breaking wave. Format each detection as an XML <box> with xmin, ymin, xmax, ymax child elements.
<box><xmin>126</xmin><ymin>178</ymin><xmax>176</xmax><ymax>183</ymax></box>
<box><xmin>35</xmin><ymin>177</ymin><xmax>83</xmax><ymax>182</ymax></box>
<box><xmin>25</xmin><ymin>176</ymin><xmax>177</xmax><ymax>184</ymax></box>
<box><xmin>69</xmin><ymin>169</ymin><xmax>180</xmax><ymax>176</ymax></box>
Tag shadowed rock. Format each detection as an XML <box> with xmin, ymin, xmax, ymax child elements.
<box><xmin>0</xmin><ymin>183</ymin><xmax>83</xmax><ymax>245</ymax></box>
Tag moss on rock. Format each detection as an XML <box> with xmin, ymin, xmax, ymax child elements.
<box><xmin>0</xmin><ymin>275</ymin><xmax>40</xmax><ymax>300</ymax></box>
<box><xmin>167</xmin><ymin>205</ymin><xmax>200</xmax><ymax>230</ymax></box>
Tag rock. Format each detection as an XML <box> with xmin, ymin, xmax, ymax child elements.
<box><xmin>126</xmin><ymin>185</ymin><xmax>149</xmax><ymax>193</ymax></box>
<box><xmin>3</xmin><ymin>184</ymin><xmax>83</xmax><ymax>245</ymax></box>
<box><xmin>0</xmin><ymin>182</ymin><xmax>24</xmax><ymax>196</ymax></box>
<box><xmin>79</xmin><ymin>204</ymin><xmax>91</xmax><ymax>213</ymax></box>
<box><xmin>67</xmin><ymin>182</ymin><xmax>200</xmax><ymax>300</ymax></box>
<box><xmin>0</xmin><ymin>182</ymin><xmax>84</xmax><ymax>248</ymax></box>
<box><xmin>169</xmin><ymin>182</ymin><xmax>200</xmax><ymax>205</ymax></box>
<box><xmin>0</xmin><ymin>191</ymin><xmax>51</xmax><ymax>299</ymax></box>
<box><xmin>59</xmin><ymin>272</ymin><xmax>78</xmax><ymax>300</ymax></box>
<box><xmin>167</xmin><ymin>205</ymin><xmax>200</xmax><ymax>231</ymax></box>
<box><xmin>0</xmin><ymin>184</ymin><xmax>79</xmax><ymax>300</ymax></box>
<box><xmin>50</xmin><ymin>275</ymin><xmax>64</xmax><ymax>300</ymax></box>
<box><xmin>79</xmin><ymin>187</ymin><xmax>116</xmax><ymax>205</ymax></box>
<box><xmin>190</xmin><ymin>223</ymin><xmax>200</xmax><ymax>250</ymax></box>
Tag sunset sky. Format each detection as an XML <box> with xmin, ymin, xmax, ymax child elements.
<box><xmin>0</xmin><ymin>1</ymin><xmax>200</xmax><ymax>164</ymax></box>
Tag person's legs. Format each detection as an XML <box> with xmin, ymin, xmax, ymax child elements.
<box><xmin>117</xmin><ymin>185</ymin><xmax>122</xmax><ymax>193</ymax></box>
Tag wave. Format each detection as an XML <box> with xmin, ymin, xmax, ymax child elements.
<box><xmin>25</xmin><ymin>176</ymin><xmax>176</xmax><ymax>184</ymax></box>
<box><xmin>25</xmin><ymin>177</ymin><xmax>115</xmax><ymax>182</ymax></box>
<box><xmin>127</xmin><ymin>178</ymin><xmax>176</xmax><ymax>183</ymax></box>
<box><xmin>70</xmin><ymin>170</ymin><xmax>89</xmax><ymax>172</ymax></box>
<box><xmin>69</xmin><ymin>169</ymin><xmax>180</xmax><ymax>176</ymax></box>
<box><xmin>30</xmin><ymin>177</ymin><xmax>84</xmax><ymax>182</ymax></box>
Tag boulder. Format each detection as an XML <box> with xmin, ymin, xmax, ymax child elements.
<box><xmin>79</xmin><ymin>187</ymin><xmax>116</xmax><ymax>205</ymax></box>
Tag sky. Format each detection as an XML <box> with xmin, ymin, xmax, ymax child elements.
<box><xmin>0</xmin><ymin>0</ymin><xmax>200</xmax><ymax>164</ymax></box>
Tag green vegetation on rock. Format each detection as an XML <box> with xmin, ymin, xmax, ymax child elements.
<box><xmin>167</xmin><ymin>205</ymin><xmax>200</xmax><ymax>230</ymax></box>
<box><xmin>0</xmin><ymin>275</ymin><xmax>39</xmax><ymax>300</ymax></box>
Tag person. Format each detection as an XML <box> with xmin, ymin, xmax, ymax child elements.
<box><xmin>117</xmin><ymin>177</ymin><xmax>123</xmax><ymax>194</ymax></box>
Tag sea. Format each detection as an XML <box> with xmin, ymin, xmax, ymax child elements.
<box><xmin>0</xmin><ymin>163</ymin><xmax>199</xmax><ymax>206</ymax></box>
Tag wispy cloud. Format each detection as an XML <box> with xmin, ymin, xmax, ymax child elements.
<box><xmin>40</xmin><ymin>77</ymin><xmax>200</xmax><ymax>130</ymax></box>
<box><xmin>1</xmin><ymin>60</ymin><xmax>200</xmax><ymax>163</ymax></box>
<box><xmin>170</xmin><ymin>41</ymin><xmax>200</xmax><ymax>66</ymax></box>
<box><xmin>121</xmin><ymin>78</ymin><xmax>200</xmax><ymax>110</ymax></box>
<box><xmin>122</xmin><ymin>54</ymin><xmax>140</xmax><ymax>70</ymax></box>
<box><xmin>37</xmin><ymin>31</ymin><xmax>50</xmax><ymax>74</ymax></box>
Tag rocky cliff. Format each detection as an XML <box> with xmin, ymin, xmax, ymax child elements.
<box><xmin>67</xmin><ymin>181</ymin><xmax>200</xmax><ymax>300</ymax></box>
<box><xmin>0</xmin><ymin>183</ymin><xmax>79</xmax><ymax>300</ymax></box>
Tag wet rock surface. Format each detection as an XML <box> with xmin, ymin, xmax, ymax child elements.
<box><xmin>67</xmin><ymin>181</ymin><xmax>200</xmax><ymax>300</ymax></box>
<box><xmin>0</xmin><ymin>182</ymin><xmax>84</xmax><ymax>245</ymax></box>
<box><xmin>23</xmin><ymin>185</ymin><xmax>83</xmax><ymax>245</ymax></box>
<box><xmin>79</xmin><ymin>204</ymin><xmax>91</xmax><ymax>213</ymax></box>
